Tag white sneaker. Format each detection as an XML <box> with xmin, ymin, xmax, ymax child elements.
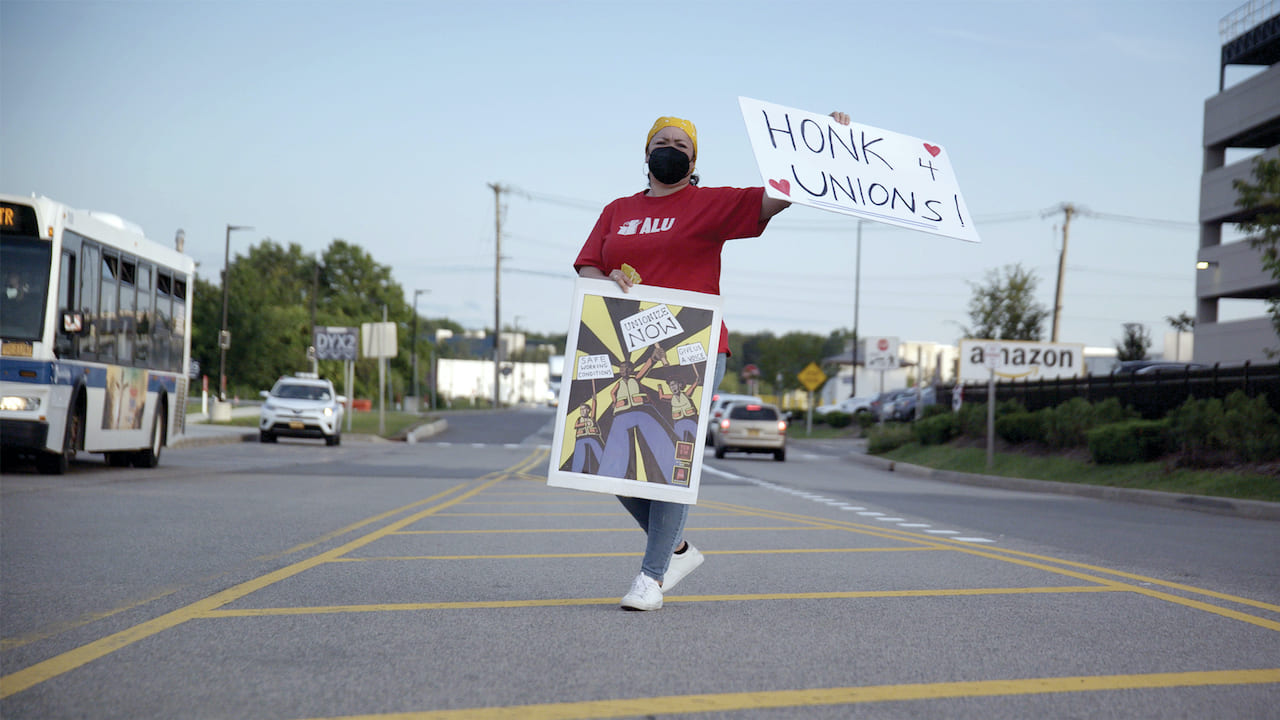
<box><xmin>663</xmin><ymin>543</ymin><xmax>704</xmax><ymax>593</ymax></box>
<box><xmin>620</xmin><ymin>573</ymin><xmax>663</xmax><ymax>611</ymax></box>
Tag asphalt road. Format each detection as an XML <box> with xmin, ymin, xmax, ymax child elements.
<box><xmin>2</xmin><ymin>406</ymin><xmax>1278</xmax><ymax>719</ymax></box>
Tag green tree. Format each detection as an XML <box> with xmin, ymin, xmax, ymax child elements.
<box><xmin>203</xmin><ymin>236</ymin><xmax>414</xmax><ymax>400</ymax></box>
<box><xmin>728</xmin><ymin>329</ymin><xmax>844</xmax><ymax>395</ymax></box>
<box><xmin>221</xmin><ymin>239</ymin><xmax>321</xmax><ymax>395</ymax></box>
<box><xmin>1165</xmin><ymin>311</ymin><xmax>1195</xmax><ymax>333</ymax></box>
<box><xmin>190</xmin><ymin>275</ymin><xmax>221</xmax><ymax>387</ymax></box>
<box><xmin>961</xmin><ymin>263</ymin><xmax>1049</xmax><ymax>340</ymax></box>
<box><xmin>1115</xmin><ymin>322</ymin><xmax>1151</xmax><ymax>362</ymax></box>
<box><xmin>1232</xmin><ymin>156</ymin><xmax>1280</xmax><ymax>355</ymax></box>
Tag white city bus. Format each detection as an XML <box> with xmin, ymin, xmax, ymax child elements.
<box><xmin>1</xmin><ymin>194</ymin><xmax>194</xmax><ymax>473</ymax></box>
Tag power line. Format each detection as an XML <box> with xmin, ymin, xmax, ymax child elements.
<box><xmin>1084</xmin><ymin>211</ymin><xmax>1197</xmax><ymax>229</ymax></box>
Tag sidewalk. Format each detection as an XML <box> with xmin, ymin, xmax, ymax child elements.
<box><xmin>174</xmin><ymin>405</ymin><xmax>259</xmax><ymax>448</ymax></box>
<box><xmin>173</xmin><ymin>406</ymin><xmax>449</xmax><ymax>448</ymax></box>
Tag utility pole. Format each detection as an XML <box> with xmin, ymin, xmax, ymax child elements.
<box><xmin>851</xmin><ymin>220</ymin><xmax>862</xmax><ymax>398</ymax></box>
<box><xmin>309</xmin><ymin>256</ymin><xmax>319</xmax><ymax>373</ymax></box>
<box><xmin>488</xmin><ymin>182</ymin><xmax>505</xmax><ymax>408</ymax></box>
<box><xmin>1047</xmin><ymin>203</ymin><xmax>1076</xmax><ymax>342</ymax></box>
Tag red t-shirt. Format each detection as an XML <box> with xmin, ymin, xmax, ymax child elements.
<box><xmin>574</xmin><ymin>184</ymin><xmax>768</xmax><ymax>354</ymax></box>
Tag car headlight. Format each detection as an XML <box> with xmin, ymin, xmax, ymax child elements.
<box><xmin>323</xmin><ymin>407</ymin><xmax>333</xmax><ymax>417</ymax></box>
<box><xmin>1</xmin><ymin>395</ymin><xmax>41</xmax><ymax>412</ymax></box>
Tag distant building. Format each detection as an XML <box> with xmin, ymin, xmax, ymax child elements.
<box><xmin>820</xmin><ymin>338</ymin><xmax>958</xmax><ymax>404</ymax></box>
<box><xmin>1197</xmin><ymin>1</ymin><xmax>1280</xmax><ymax>365</ymax></box>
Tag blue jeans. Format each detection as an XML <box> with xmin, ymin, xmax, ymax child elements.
<box><xmin>617</xmin><ymin>352</ymin><xmax>726</xmax><ymax>583</ymax></box>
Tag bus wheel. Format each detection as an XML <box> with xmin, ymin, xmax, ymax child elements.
<box><xmin>37</xmin><ymin>405</ymin><xmax>81</xmax><ymax>475</ymax></box>
<box><xmin>133</xmin><ymin>405</ymin><xmax>166</xmax><ymax>468</ymax></box>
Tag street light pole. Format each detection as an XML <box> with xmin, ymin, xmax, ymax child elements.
<box><xmin>219</xmin><ymin>224</ymin><xmax>253</xmax><ymax>401</ymax></box>
<box><xmin>412</xmin><ymin>289</ymin><xmax>428</xmax><ymax>410</ymax></box>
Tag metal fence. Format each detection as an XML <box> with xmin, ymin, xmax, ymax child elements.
<box><xmin>942</xmin><ymin>362</ymin><xmax>1280</xmax><ymax>419</ymax></box>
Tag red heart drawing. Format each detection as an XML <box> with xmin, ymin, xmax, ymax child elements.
<box><xmin>923</xmin><ymin>143</ymin><xmax>941</xmax><ymax>157</ymax></box>
<box><xmin>768</xmin><ymin>178</ymin><xmax>791</xmax><ymax>196</ymax></box>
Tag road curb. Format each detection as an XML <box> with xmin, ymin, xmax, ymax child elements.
<box><xmin>171</xmin><ymin>430</ymin><xmax>256</xmax><ymax>448</ymax></box>
<box><xmin>847</xmin><ymin>452</ymin><xmax>1280</xmax><ymax>521</ymax></box>
<box><xmin>406</xmin><ymin>419</ymin><xmax>448</xmax><ymax>443</ymax></box>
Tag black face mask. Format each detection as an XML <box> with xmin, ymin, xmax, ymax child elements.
<box><xmin>647</xmin><ymin>146</ymin><xmax>691</xmax><ymax>185</ymax></box>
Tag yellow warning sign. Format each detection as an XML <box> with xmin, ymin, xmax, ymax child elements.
<box><xmin>797</xmin><ymin>362</ymin><xmax>827</xmax><ymax>392</ymax></box>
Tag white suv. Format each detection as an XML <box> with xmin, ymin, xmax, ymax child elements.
<box><xmin>259</xmin><ymin>374</ymin><xmax>346</xmax><ymax>445</ymax></box>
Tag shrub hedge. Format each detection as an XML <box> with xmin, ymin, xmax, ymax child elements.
<box><xmin>867</xmin><ymin>424</ymin><xmax>914</xmax><ymax>454</ymax></box>
<box><xmin>996</xmin><ymin>410</ymin><xmax>1046</xmax><ymax>444</ymax></box>
<box><xmin>913</xmin><ymin>414</ymin><xmax>956</xmax><ymax>445</ymax></box>
<box><xmin>825</xmin><ymin>411</ymin><xmax>853</xmax><ymax>428</ymax></box>
<box><xmin>1086</xmin><ymin>419</ymin><xmax>1171</xmax><ymax>464</ymax></box>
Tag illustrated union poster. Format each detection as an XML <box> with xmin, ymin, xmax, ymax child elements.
<box><xmin>547</xmin><ymin>278</ymin><xmax>722</xmax><ymax>504</ymax></box>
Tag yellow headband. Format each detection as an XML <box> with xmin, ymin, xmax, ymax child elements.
<box><xmin>646</xmin><ymin>116</ymin><xmax>697</xmax><ymax>159</ymax></box>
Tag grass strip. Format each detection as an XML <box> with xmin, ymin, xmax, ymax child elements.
<box><xmin>881</xmin><ymin>443</ymin><xmax>1280</xmax><ymax>503</ymax></box>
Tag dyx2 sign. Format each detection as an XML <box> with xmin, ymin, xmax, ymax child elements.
<box><xmin>313</xmin><ymin>326</ymin><xmax>359</xmax><ymax>361</ymax></box>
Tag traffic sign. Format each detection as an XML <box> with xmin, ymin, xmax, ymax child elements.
<box><xmin>865</xmin><ymin>335</ymin><xmax>900</xmax><ymax>370</ymax></box>
<box><xmin>797</xmin><ymin>362</ymin><xmax>827</xmax><ymax>392</ymax></box>
<box><xmin>314</xmin><ymin>326</ymin><xmax>359</xmax><ymax>361</ymax></box>
<box><xmin>982</xmin><ymin>342</ymin><xmax>1003</xmax><ymax>370</ymax></box>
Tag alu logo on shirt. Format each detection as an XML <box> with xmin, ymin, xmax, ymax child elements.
<box><xmin>617</xmin><ymin>217</ymin><xmax>676</xmax><ymax>236</ymax></box>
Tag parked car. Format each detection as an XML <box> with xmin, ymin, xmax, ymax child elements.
<box><xmin>713</xmin><ymin>401</ymin><xmax>787</xmax><ymax>461</ymax></box>
<box><xmin>815</xmin><ymin>395</ymin><xmax>873</xmax><ymax>417</ymax></box>
<box><xmin>259</xmin><ymin>373</ymin><xmax>346</xmax><ymax>445</ymax></box>
<box><xmin>1111</xmin><ymin>360</ymin><xmax>1208</xmax><ymax>375</ymax></box>
<box><xmin>705</xmin><ymin>392</ymin><xmax>763</xmax><ymax>444</ymax></box>
<box><xmin>870</xmin><ymin>388</ymin><xmax>914</xmax><ymax>421</ymax></box>
<box><xmin>889</xmin><ymin>387</ymin><xmax>937</xmax><ymax>421</ymax></box>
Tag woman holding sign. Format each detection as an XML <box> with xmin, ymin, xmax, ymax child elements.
<box><xmin>575</xmin><ymin>111</ymin><xmax>850</xmax><ymax>611</ymax></box>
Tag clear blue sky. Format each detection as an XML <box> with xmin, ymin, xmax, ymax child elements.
<box><xmin>1</xmin><ymin>0</ymin><xmax>1257</xmax><ymax>354</ymax></box>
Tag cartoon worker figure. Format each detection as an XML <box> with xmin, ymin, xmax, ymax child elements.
<box><xmin>598</xmin><ymin>343</ymin><xmax>679</xmax><ymax>482</ymax></box>
<box><xmin>571</xmin><ymin>399</ymin><xmax>604</xmax><ymax>474</ymax></box>
<box><xmin>660</xmin><ymin>379</ymin><xmax>696</xmax><ymax>420</ymax></box>
<box><xmin>610</xmin><ymin>343</ymin><xmax>665</xmax><ymax>412</ymax></box>
<box><xmin>658</xmin><ymin>376</ymin><xmax>700</xmax><ymax>443</ymax></box>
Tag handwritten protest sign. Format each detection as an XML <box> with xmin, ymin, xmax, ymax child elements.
<box><xmin>739</xmin><ymin>96</ymin><xmax>979</xmax><ymax>243</ymax></box>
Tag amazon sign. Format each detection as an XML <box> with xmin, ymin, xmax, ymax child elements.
<box><xmin>958</xmin><ymin>339</ymin><xmax>1085</xmax><ymax>383</ymax></box>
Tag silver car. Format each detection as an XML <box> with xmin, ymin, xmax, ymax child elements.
<box><xmin>713</xmin><ymin>401</ymin><xmax>787</xmax><ymax>461</ymax></box>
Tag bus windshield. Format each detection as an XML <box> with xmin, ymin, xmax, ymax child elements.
<box><xmin>0</xmin><ymin>237</ymin><xmax>52</xmax><ymax>342</ymax></box>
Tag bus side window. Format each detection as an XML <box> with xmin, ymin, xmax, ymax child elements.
<box><xmin>98</xmin><ymin>252</ymin><xmax>119</xmax><ymax>362</ymax></box>
<box><xmin>172</xmin><ymin>278</ymin><xmax>187</xmax><ymax>374</ymax></box>
<box><xmin>155</xmin><ymin>272</ymin><xmax>173</xmax><ymax>371</ymax></box>
<box><xmin>80</xmin><ymin>242</ymin><xmax>100</xmax><ymax>362</ymax></box>
<box><xmin>134</xmin><ymin>262</ymin><xmax>153</xmax><ymax>366</ymax></box>
<box><xmin>118</xmin><ymin>258</ymin><xmax>136</xmax><ymax>365</ymax></box>
<box><xmin>55</xmin><ymin>250</ymin><xmax>78</xmax><ymax>358</ymax></box>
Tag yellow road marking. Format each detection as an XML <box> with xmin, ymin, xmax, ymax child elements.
<box><xmin>429</xmin><ymin>511</ymin><xmax>747</xmax><ymax>517</ymax></box>
<box><xmin>457</xmin><ymin>500</ymin><xmax>616</xmax><ymax>505</ymax></box>
<box><xmin>0</xmin><ymin>586</ymin><xmax>181</xmax><ymax>652</ymax></box>
<box><xmin>335</xmin><ymin>547</ymin><xmax>939</xmax><ymax>561</ymax></box>
<box><xmin>203</xmin><ymin>585</ymin><xmax>1121</xmax><ymax>617</ymax></box>
<box><xmin>294</xmin><ymin>668</ymin><xmax>1280</xmax><ymax>720</ymax></box>
<box><xmin>0</xmin><ymin>450</ymin><xmax>552</xmax><ymax>700</ymax></box>
<box><xmin>393</xmin><ymin>526</ymin><xmax>816</xmax><ymax>534</ymax></box>
<box><xmin>705</xmin><ymin>500</ymin><xmax>1280</xmax><ymax>631</ymax></box>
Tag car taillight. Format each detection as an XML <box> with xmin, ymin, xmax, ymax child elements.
<box><xmin>720</xmin><ymin>419</ymin><xmax>730</xmax><ymax>431</ymax></box>
<box><xmin>778</xmin><ymin>420</ymin><xmax>788</xmax><ymax>432</ymax></box>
